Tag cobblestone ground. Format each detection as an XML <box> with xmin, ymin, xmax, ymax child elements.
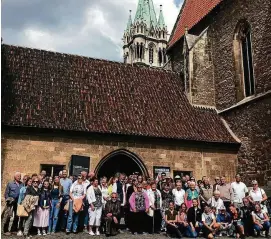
<box><xmin>1</xmin><ymin>231</ymin><xmax>259</xmax><ymax>239</ymax></box>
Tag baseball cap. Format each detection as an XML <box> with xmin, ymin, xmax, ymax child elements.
<box><xmin>175</xmin><ymin>175</ymin><xmax>181</xmax><ymax>179</ymax></box>
<box><xmin>218</xmin><ymin>205</ymin><xmax>226</xmax><ymax>210</ymax></box>
<box><xmin>252</xmin><ymin>180</ymin><xmax>258</xmax><ymax>185</ymax></box>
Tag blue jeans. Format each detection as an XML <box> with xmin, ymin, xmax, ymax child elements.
<box><xmin>48</xmin><ymin>199</ymin><xmax>60</xmax><ymax>233</ymax></box>
<box><xmin>254</xmin><ymin>221</ymin><xmax>270</xmax><ymax>233</ymax></box>
<box><xmin>187</xmin><ymin>223</ymin><xmax>202</xmax><ymax>238</ymax></box>
<box><xmin>60</xmin><ymin>195</ymin><xmax>70</xmax><ymax>230</ymax></box>
<box><xmin>83</xmin><ymin>200</ymin><xmax>89</xmax><ymax>227</ymax></box>
<box><xmin>66</xmin><ymin>200</ymin><xmax>79</xmax><ymax>233</ymax></box>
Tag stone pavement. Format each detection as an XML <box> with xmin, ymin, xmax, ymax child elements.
<box><xmin>1</xmin><ymin>232</ymin><xmax>259</xmax><ymax>239</ymax></box>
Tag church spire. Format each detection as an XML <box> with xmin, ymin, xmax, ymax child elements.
<box><xmin>126</xmin><ymin>10</ymin><xmax>133</xmax><ymax>32</ymax></box>
<box><xmin>158</xmin><ymin>5</ymin><xmax>166</xmax><ymax>29</ymax></box>
<box><xmin>134</xmin><ymin>0</ymin><xmax>157</xmax><ymax>28</ymax></box>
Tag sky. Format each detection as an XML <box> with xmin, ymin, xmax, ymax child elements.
<box><xmin>1</xmin><ymin>0</ymin><xmax>182</xmax><ymax>62</ymax></box>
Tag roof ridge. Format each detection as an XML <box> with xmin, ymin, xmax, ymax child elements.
<box><xmin>2</xmin><ymin>43</ymin><xmax>176</xmax><ymax>74</ymax></box>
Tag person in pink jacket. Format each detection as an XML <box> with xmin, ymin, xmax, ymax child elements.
<box><xmin>129</xmin><ymin>183</ymin><xmax>150</xmax><ymax>235</ymax></box>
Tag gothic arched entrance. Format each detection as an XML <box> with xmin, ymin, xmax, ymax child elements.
<box><xmin>95</xmin><ymin>149</ymin><xmax>149</xmax><ymax>179</ymax></box>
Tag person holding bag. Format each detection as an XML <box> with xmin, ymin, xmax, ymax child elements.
<box><xmin>17</xmin><ymin>178</ymin><xmax>32</xmax><ymax>236</ymax></box>
<box><xmin>66</xmin><ymin>175</ymin><xmax>86</xmax><ymax>234</ymax></box>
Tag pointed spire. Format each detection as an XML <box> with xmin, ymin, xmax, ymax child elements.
<box><xmin>158</xmin><ymin>4</ymin><xmax>166</xmax><ymax>29</ymax></box>
<box><xmin>126</xmin><ymin>10</ymin><xmax>133</xmax><ymax>32</ymax></box>
<box><xmin>134</xmin><ymin>0</ymin><xmax>157</xmax><ymax>28</ymax></box>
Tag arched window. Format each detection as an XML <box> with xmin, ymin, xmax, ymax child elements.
<box><xmin>149</xmin><ymin>44</ymin><xmax>154</xmax><ymax>64</ymax></box>
<box><xmin>137</xmin><ymin>25</ymin><xmax>139</xmax><ymax>33</ymax></box>
<box><xmin>136</xmin><ymin>42</ymin><xmax>140</xmax><ymax>59</ymax></box>
<box><xmin>158</xmin><ymin>48</ymin><xmax>162</xmax><ymax>65</ymax></box>
<box><xmin>163</xmin><ymin>48</ymin><xmax>167</xmax><ymax>63</ymax></box>
<box><xmin>141</xmin><ymin>25</ymin><xmax>143</xmax><ymax>33</ymax></box>
<box><xmin>139</xmin><ymin>43</ymin><xmax>144</xmax><ymax>60</ymax></box>
<box><xmin>234</xmin><ymin>20</ymin><xmax>255</xmax><ymax>99</ymax></box>
<box><xmin>163</xmin><ymin>31</ymin><xmax>165</xmax><ymax>39</ymax></box>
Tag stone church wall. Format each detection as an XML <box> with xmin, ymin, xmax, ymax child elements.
<box><xmin>1</xmin><ymin>131</ymin><xmax>237</xmax><ymax>203</ymax></box>
<box><xmin>211</xmin><ymin>0</ymin><xmax>271</xmax><ymax>110</ymax></box>
<box><xmin>189</xmin><ymin>30</ymin><xmax>215</xmax><ymax>106</ymax></box>
<box><xmin>220</xmin><ymin>95</ymin><xmax>271</xmax><ymax>185</ymax></box>
<box><xmin>210</xmin><ymin>0</ymin><xmax>271</xmax><ymax>185</ymax></box>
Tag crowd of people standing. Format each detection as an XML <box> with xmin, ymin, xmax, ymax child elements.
<box><xmin>2</xmin><ymin>170</ymin><xmax>271</xmax><ymax>239</ymax></box>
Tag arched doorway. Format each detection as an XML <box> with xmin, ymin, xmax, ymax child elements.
<box><xmin>95</xmin><ymin>149</ymin><xmax>149</xmax><ymax>179</ymax></box>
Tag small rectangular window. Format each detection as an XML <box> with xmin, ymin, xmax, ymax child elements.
<box><xmin>40</xmin><ymin>164</ymin><xmax>65</xmax><ymax>177</ymax></box>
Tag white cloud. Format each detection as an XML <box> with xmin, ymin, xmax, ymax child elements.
<box><xmin>2</xmin><ymin>0</ymin><xmax>182</xmax><ymax>61</ymax></box>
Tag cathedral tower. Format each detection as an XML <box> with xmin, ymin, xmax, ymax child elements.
<box><xmin>123</xmin><ymin>0</ymin><xmax>168</xmax><ymax>67</ymax></box>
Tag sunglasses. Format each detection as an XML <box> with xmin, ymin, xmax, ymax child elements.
<box><xmin>33</xmin><ymin>181</ymin><xmax>39</xmax><ymax>183</ymax></box>
<box><xmin>111</xmin><ymin>197</ymin><xmax>117</xmax><ymax>199</ymax></box>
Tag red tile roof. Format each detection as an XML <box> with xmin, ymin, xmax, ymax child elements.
<box><xmin>168</xmin><ymin>0</ymin><xmax>222</xmax><ymax>48</ymax></box>
<box><xmin>1</xmin><ymin>44</ymin><xmax>237</xmax><ymax>144</ymax></box>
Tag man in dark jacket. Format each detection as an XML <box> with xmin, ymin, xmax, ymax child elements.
<box><xmin>187</xmin><ymin>199</ymin><xmax>202</xmax><ymax>238</ymax></box>
<box><xmin>104</xmin><ymin>193</ymin><xmax>121</xmax><ymax>236</ymax></box>
<box><xmin>3</xmin><ymin>172</ymin><xmax>23</xmax><ymax>235</ymax></box>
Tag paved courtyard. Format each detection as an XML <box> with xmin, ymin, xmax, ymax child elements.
<box><xmin>1</xmin><ymin>232</ymin><xmax>260</xmax><ymax>239</ymax></box>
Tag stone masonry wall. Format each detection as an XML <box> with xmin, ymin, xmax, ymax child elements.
<box><xmin>1</xmin><ymin>132</ymin><xmax>237</xmax><ymax>203</ymax></box>
<box><xmin>211</xmin><ymin>0</ymin><xmax>271</xmax><ymax>110</ymax></box>
<box><xmin>220</xmin><ymin>96</ymin><xmax>271</xmax><ymax>185</ymax></box>
<box><xmin>189</xmin><ymin>30</ymin><xmax>215</xmax><ymax>106</ymax></box>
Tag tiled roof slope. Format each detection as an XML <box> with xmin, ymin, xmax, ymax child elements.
<box><xmin>1</xmin><ymin>44</ymin><xmax>236</xmax><ymax>144</ymax></box>
<box><xmin>168</xmin><ymin>0</ymin><xmax>222</xmax><ymax>48</ymax></box>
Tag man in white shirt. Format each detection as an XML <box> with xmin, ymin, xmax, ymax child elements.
<box><xmin>172</xmin><ymin>182</ymin><xmax>185</xmax><ymax>211</ymax></box>
<box><xmin>230</xmin><ymin>174</ymin><xmax>248</xmax><ymax>208</ymax></box>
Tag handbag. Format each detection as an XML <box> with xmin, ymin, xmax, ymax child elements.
<box><xmin>17</xmin><ymin>204</ymin><xmax>28</xmax><ymax>217</ymax></box>
<box><xmin>64</xmin><ymin>201</ymin><xmax>69</xmax><ymax>211</ymax></box>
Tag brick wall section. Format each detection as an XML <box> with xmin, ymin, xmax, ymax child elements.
<box><xmin>221</xmin><ymin>96</ymin><xmax>271</xmax><ymax>185</ymax></box>
<box><xmin>1</xmin><ymin>132</ymin><xmax>237</xmax><ymax>203</ymax></box>
<box><xmin>190</xmin><ymin>30</ymin><xmax>215</xmax><ymax>106</ymax></box>
<box><xmin>211</xmin><ymin>0</ymin><xmax>271</xmax><ymax>110</ymax></box>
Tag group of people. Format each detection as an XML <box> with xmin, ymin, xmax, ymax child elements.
<box><xmin>2</xmin><ymin>170</ymin><xmax>271</xmax><ymax>239</ymax></box>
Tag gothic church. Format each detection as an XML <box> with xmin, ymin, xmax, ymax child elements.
<box><xmin>122</xmin><ymin>0</ymin><xmax>167</xmax><ymax>67</ymax></box>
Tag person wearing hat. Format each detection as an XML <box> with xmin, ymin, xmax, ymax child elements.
<box><xmin>216</xmin><ymin>205</ymin><xmax>233</xmax><ymax>236</ymax></box>
<box><xmin>230</xmin><ymin>174</ymin><xmax>248</xmax><ymax>209</ymax></box>
<box><xmin>157</xmin><ymin>172</ymin><xmax>167</xmax><ymax>191</ymax></box>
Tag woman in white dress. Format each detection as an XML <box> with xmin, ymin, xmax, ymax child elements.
<box><xmin>33</xmin><ymin>180</ymin><xmax>51</xmax><ymax>235</ymax></box>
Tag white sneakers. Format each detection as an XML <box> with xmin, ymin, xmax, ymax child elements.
<box><xmin>37</xmin><ymin>229</ymin><xmax>46</xmax><ymax>236</ymax></box>
<box><xmin>89</xmin><ymin>231</ymin><xmax>95</xmax><ymax>236</ymax></box>
<box><xmin>17</xmin><ymin>231</ymin><xmax>23</xmax><ymax>236</ymax></box>
<box><xmin>89</xmin><ymin>230</ymin><xmax>100</xmax><ymax>236</ymax></box>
